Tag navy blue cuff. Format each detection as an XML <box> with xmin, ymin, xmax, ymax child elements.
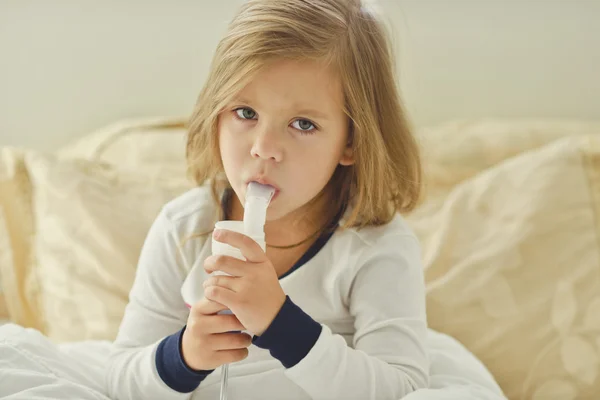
<box><xmin>155</xmin><ymin>326</ymin><xmax>213</xmax><ymax>393</ymax></box>
<box><xmin>252</xmin><ymin>296</ymin><xmax>322</xmax><ymax>368</ymax></box>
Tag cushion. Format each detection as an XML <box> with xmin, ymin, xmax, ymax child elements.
<box><xmin>408</xmin><ymin>133</ymin><xmax>600</xmax><ymax>399</ymax></box>
<box><xmin>26</xmin><ymin>152</ymin><xmax>192</xmax><ymax>342</ymax></box>
<box><xmin>58</xmin><ymin>116</ymin><xmax>188</xmax><ymax>168</ymax></box>
<box><xmin>417</xmin><ymin>119</ymin><xmax>600</xmax><ymax>195</ymax></box>
<box><xmin>0</xmin><ymin>148</ymin><xmax>44</xmax><ymax>331</ymax></box>
<box><xmin>0</xmin><ymin>210</ymin><xmax>10</xmax><ymax>321</ymax></box>
<box><xmin>0</xmin><ymin>118</ymin><xmax>188</xmax><ymax>334</ymax></box>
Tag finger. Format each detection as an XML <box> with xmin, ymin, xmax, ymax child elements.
<box><xmin>208</xmin><ymin>332</ymin><xmax>252</xmax><ymax>351</ymax></box>
<box><xmin>215</xmin><ymin>348</ymin><xmax>249</xmax><ymax>365</ymax></box>
<box><xmin>203</xmin><ymin>314</ymin><xmax>246</xmax><ymax>333</ymax></box>
<box><xmin>203</xmin><ymin>275</ymin><xmax>240</xmax><ymax>292</ymax></box>
<box><xmin>213</xmin><ymin>229</ymin><xmax>266</xmax><ymax>263</ymax></box>
<box><xmin>192</xmin><ymin>297</ymin><xmax>228</xmax><ymax>316</ymax></box>
<box><xmin>204</xmin><ymin>285</ymin><xmax>237</xmax><ymax>309</ymax></box>
<box><xmin>204</xmin><ymin>254</ymin><xmax>247</xmax><ymax>277</ymax></box>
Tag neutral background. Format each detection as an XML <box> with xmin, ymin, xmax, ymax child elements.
<box><xmin>1</xmin><ymin>0</ymin><xmax>598</xmax><ymax>151</ymax></box>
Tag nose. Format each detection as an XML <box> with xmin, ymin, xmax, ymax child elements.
<box><xmin>250</xmin><ymin>122</ymin><xmax>284</xmax><ymax>162</ymax></box>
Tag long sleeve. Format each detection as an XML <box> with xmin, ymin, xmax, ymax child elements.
<box><xmin>282</xmin><ymin>234</ymin><xmax>430</xmax><ymax>400</ymax></box>
<box><xmin>105</xmin><ymin>209</ymin><xmax>198</xmax><ymax>400</ymax></box>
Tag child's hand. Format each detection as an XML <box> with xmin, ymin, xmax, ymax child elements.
<box><xmin>203</xmin><ymin>228</ymin><xmax>287</xmax><ymax>336</ymax></box>
<box><xmin>181</xmin><ymin>297</ymin><xmax>252</xmax><ymax>371</ymax></box>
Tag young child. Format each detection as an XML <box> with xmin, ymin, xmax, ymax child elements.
<box><xmin>106</xmin><ymin>0</ymin><xmax>428</xmax><ymax>399</ymax></box>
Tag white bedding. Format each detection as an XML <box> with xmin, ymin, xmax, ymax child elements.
<box><xmin>0</xmin><ymin>323</ymin><xmax>506</xmax><ymax>399</ymax></box>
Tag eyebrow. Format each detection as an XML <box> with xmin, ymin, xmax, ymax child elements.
<box><xmin>232</xmin><ymin>97</ymin><xmax>253</xmax><ymax>106</ymax></box>
<box><xmin>295</xmin><ymin>109</ymin><xmax>330</xmax><ymax>120</ymax></box>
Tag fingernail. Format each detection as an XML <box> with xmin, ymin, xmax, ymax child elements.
<box><xmin>213</xmin><ymin>229</ymin><xmax>220</xmax><ymax>238</ymax></box>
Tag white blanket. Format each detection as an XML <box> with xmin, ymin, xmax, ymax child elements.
<box><xmin>0</xmin><ymin>324</ymin><xmax>506</xmax><ymax>399</ymax></box>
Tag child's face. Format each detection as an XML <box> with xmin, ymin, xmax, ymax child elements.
<box><xmin>218</xmin><ymin>59</ymin><xmax>353</xmax><ymax>222</ymax></box>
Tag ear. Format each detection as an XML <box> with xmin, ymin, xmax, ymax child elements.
<box><xmin>339</xmin><ymin>144</ymin><xmax>354</xmax><ymax>166</ymax></box>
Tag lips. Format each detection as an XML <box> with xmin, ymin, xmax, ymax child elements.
<box><xmin>246</xmin><ymin>177</ymin><xmax>279</xmax><ymax>190</ymax></box>
<box><xmin>270</xmin><ymin>190</ymin><xmax>280</xmax><ymax>201</ymax></box>
<box><xmin>245</xmin><ymin>177</ymin><xmax>280</xmax><ymax>200</ymax></box>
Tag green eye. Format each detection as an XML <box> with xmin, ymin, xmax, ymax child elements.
<box><xmin>292</xmin><ymin>119</ymin><xmax>316</xmax><ymax>132</ymax></box>
<box><xmin>235</xmin><ymin>108</ymin><xmax>257</xmax><ymax>120</ymax></box>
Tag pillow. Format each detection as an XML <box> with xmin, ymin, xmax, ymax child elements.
<box><xmin>0</xmin><ymin>299</ymin><xmax>8</xmax><ymax>322</ymax></box>
<box><xmin>0</xmin><ymin>212</ymin><xmax>11</xmax><ymax>321</ymax></box>
<box><xmin>0</xmin><ymin>148</ymin><xmax>45</xmax><ymax>330</ymax></box>
<box><xmin>409</xmin><ymin>134</ymin><xmax>600</xmax><ymax>399</ymax></box>
<box><xmin>0</xmin><ymin>118</ymin><xmax>188</xmax><ymax>337</ymax></box>
<box><xmin>0</xmin><ymin>207</ymin><xmax>10</xmax><ymax>321</ymax></box>
<box><xmin>58</xmin><ymin>116</ymin><xmax>188</xmax><ymax>169</ymax></box>
<box><xmin>25</xmin><ymin>152</ymin><xmax>192</xmax><ymax>342</ymax></box>
<box><xmin>417</xmin><ymin>119</ymin><xmax>600</xmax><ymax>197</ymax></box>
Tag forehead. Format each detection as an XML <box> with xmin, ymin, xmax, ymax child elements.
<box><xmin>236</xmin><ymin>59</ymin><xmax>344</xmax><ymax>113</ymax></box>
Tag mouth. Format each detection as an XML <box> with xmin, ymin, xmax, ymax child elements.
<box><xmin>245</xmin><ymin>177</ymin><xmax>280</xmax><ymax>200</ymax></box>
<box><xmin>270</xmin><ymin>190</ymin><xmax>280</xmax><ymax>201</ymax></box>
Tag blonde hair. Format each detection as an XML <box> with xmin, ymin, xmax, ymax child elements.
<box><xmin>186</xmin><ymin>0</ymin><xmax>422</xmax><ymax>230</ymax></box>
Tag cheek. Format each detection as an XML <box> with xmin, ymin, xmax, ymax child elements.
<box><xmin>219</xmin><ymin>118</ymin><xmax>248</xmax><ymax>165</ymax></box>
<box><xmin>291</xmin><ymin>142</ymin><xmax>340</xmax><ymax>188</ymax></box>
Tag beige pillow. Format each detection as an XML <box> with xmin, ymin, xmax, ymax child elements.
<box><xmin>58</xmin><ymin>116</ymin><xmax>188</xmax><ymax>169</ymax></box>
<box><xmin>0</xmin><ymin>209</ymin><xmax>11</xmax><ymax>321</ymax></box>
<box><xmin>26</xmin><ymin>152</ymin><xmax>192</xmax><ymax>342</ymax></box>
<box><xmin>417</xmin><ymin>119</ymin><xmax>600</xmax><ymax>195</ymax></box>
<box><xmin>0</xmin><ymin>211</ymin><xmax>11</xmax><ymax>321</ymax></box>
<box><xmin>409</xmin><ymin>134</ymin><xmax>600</xmax><ymax>399</ymax></box>
<box><xmin>0</xmin><ymin>298</ymin><xmax>8</xmax><ymax>321</ymax></box>
<box><xmin>0</xmin><ymin>118</ymin><xmax>188</xmax><ymax>336</ymax></box>
<box><xmin>0</xmin><ymin>148</ymin><xmax>45</xmax><ymax>330</ymax></box>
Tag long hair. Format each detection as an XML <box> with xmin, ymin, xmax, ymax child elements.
<box><xmin>186</xmin><ymin>0</ymin><xmax>422</xmax><ymax>229</ymax></box>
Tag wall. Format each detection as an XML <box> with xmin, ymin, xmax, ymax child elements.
<box><xmin>1</xmin><ymin>0</ymin><xmax>598</xmax><ymax>151</ymax></box>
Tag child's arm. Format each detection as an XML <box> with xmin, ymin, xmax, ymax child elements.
<box><xmin>104</xmin><ymin>209</ymin><xmax>195</xmax><ymax>400</ymax></box>
<box><xmin>256</xmin><ymin>234</ymin><xmax>430</xmax><ymax>399</ymax></box>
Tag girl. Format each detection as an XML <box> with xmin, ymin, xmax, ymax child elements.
<box><xmin>106</xmin><ymin>0</ymin><xmax>428</xmax><ymax>399</ymax></box>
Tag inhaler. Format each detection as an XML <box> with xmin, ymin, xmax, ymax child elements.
<box><xmin>184</xmin><ymin>182</ymin><xmax>275</xmax><ymax>400</ymax></box>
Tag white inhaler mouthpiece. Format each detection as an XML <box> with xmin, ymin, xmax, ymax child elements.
<box><xmin>210</xmin><ymin>182</ymin><xmax>275</xmax><ymax>264</ymax></box>
<box><xmin>243</xmin><ymin>181</ymin><xmax>276</xmax><ymax>251</ymax></box>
